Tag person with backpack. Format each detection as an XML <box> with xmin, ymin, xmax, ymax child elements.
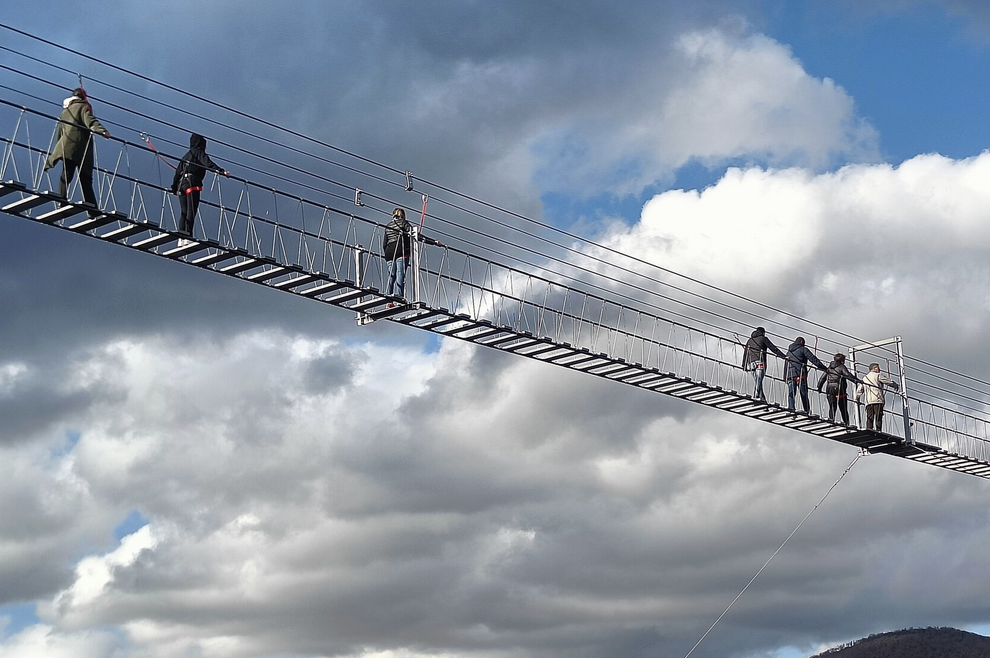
<box><xmin>741</xmin><ymin>327</ymin><xmax>786</xmax><ymax>402</ymax></box>
<box><xmin>784</xmin><ymin>337</ymin><xmax>828</xmax><ymax>413</ymax></box>
<box><xmin>44</xmin><ymin>87</ymin><xmax>110</xmax><ymax>218</ymax></box>
<box><xmin>816</xmin><ymin>352</ymin><xmax>860</xmax><ymax>425</ymax></box>
<box><xmin>855</xmin><ymin>363</ymin><xmax>900</xmax><ymax>431</ymax></box>
<box><xmin>170</xmin><ymin>133</ymin><xmax>229</xmax><ymax>244</ymax></box>
<box><xmin>381</xmin><ymin>207</ymin><xmax>442</xmax><ymax>304</ymax></box>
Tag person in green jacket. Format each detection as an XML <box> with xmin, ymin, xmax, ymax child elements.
<box><xmin>44</xmin><ymin>88</ymin><xmax>110</xmax><ymax>217</ymax></box>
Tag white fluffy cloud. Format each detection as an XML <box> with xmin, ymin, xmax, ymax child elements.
<box><xmin>533</xmin><ymin>27</ymin><xmax>878</xmax><ymax>195</ymax></box>
<box><xmin>598</xmin><ymin>152</ymin><xmax>990</xmax><ymax>363</ymax></box>
<box><xmin>0</xmin><ymin>625</ymin><xmax>121</xmax><ymax>658</ymax></box>
<box><xmin>660</xmin><ymin>29</ymin><xmax>878</xmax><ymax>169</ymax></box>
<box><xmin>50</xmin><ymin>525</ymin><xmax>159</xmax><ymax>614</ymax></box>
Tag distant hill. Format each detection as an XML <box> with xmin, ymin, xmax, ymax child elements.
<box><xmin>811</xmin><ymin>627</ymin><xmax>990</xmax><ymax>658</ymax></box>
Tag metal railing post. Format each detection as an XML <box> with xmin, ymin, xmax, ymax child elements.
<box><xmin>849</xmin><ymin>347</ymin><xmax>861</xmax><ymax>429</ymax></box>
<box><xmin>895</xmin><ymin>336</ymin><xmax>912</xmax><ymax>444</ymax></box>
<box><xmin>851</xmin><ymin>336</ymin><xmax>912</xmax><ymax>443</ymax></box>
<box><xmin>410</xmin><ymin>224</ymin><xmax>421</xmax><ymax>306</ymax></box>
<box><xmin>354</xmin><ymin>244</ymin><xmax>370</xmax><ymax>325</ymax></box>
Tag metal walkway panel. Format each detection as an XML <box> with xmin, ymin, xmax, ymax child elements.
<box><xmin>272</xmin><ymin>273</ymin><xmax>321</xmax><ymax>290</ymax></box>
<box><xmin>67</xmin><ymin>212</ymin><xmax>125</xmax><ymax>233</ymax></box>
<box><xmin>99</xmin><ymin>222</ymin><xmax>151</xmax><ymax>241</ymax></box>
<box><xmin>133</xmin><ymin>232</ymin><xmax>178</xmax><ymax>251</ymax></box>
<box><xmin>0</xmin><ymin>180</ymin><xmax>28</xmax><ymax>197</ymax></box>
<box><xmin>303</xmin><ymin>281</ymin><xmax>348</xmax><ymax>298</ymax></box>
<box><xmin>219</xmin><ymin>258</ymin><xmax>264</xmax><ymax>276</ymax></box>
<box><xmin>191</xmin><ymin>250</ymin><xmax>239</xmax><ymax>267</ymax></box>
<box><xmin>324</xmin><ymin>288</ymin><xmax>366</xmax><ymax>305</ymax></box>
<box><xmin>349</xmin><ymin>296</ymin><xmax>392</xmax><ymax>312</ymax></box>
<box><xmin>3</xmin><ymin>191</ymin><xmax>58</xmax><ymax>213</ymax></box>
<box><xmin>246</xmin><ymin>266</ymin><xmax>288</xmax><ymax>283</ymax></box>
<box><xmin>455</xmin><ymin>326</ymin><xmax>503</xmax><ymax>341</ymax></box>
<box><xmin>522</xmin><ymin>344</ymin><xmax>569</xmax><ymax>359</ymax></box>
<box><xmin>363</xmin><ymin>303</ymin><xmax>413</xmax><ymax>321</ymax></box>
<box><xmin>36</xmin><ymin>203</ymin><xmax>87</xmax><ymax>223</ymax></box>
<box><xmin>164</xmin><ymin>242</ymin><xmax>210</xmax><ymax>258</ymax></box>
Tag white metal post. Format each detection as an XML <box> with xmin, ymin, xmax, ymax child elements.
<box><xmin>354</xmin><ymin>245</ymin><xmax>369</xmax><ymax>325</ymax></box>
<box><xmin>848</xmin><ymin>347</ymin><xmax>861</xmax><ymax>429</ymax></box>
<box><xmin>410</xmin><ymin>225</ymin><xmax>421</xmax><ymax>306</ymax></box>
<box><xmin>850</xmin><ymin>336</ymin><xmax>911</xmax><ymax>443</ymax></box>
<box><xmin>895</xmin><ymin>337</ymin><xmax>912</xmax><ymax>444</ymax></box>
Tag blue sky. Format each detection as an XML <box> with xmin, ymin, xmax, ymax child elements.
<box><xmin>557</xmin><ymin>1</ymin><xmax>990</xmax><ymax>226</ymax></box>
<box><xmin>2</xmin><ymin>2</ymin><xmax>990</xmax><ymax>658</ymax></box>
<box><xmin>763</xmin><ymin>2</ymin><xmax>990</xmax><ymax>162</ymax></box>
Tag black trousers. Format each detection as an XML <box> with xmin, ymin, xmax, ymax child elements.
<box><xmin>179</xmin><ymin>189</ymin><xmax>201</xmax><ymax>236</ymax></box>
<box><xmin>59</xmin><ymin>159</ymin><xmax>98</xmax><ymax>213</ymax></box>
<box><xmin>827</xmin><ymin>392</ymin><xmax>849</xmax><ymax>424</ymax></box>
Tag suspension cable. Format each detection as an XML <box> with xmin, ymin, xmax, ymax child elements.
<box><xmin>682</xmin><ymin>453</ymin><xmax>862</xmax><ymax>658</ymax></box>
<box><xmin>0</xmin><ymin>34</ymin><xmax>952</xmax><ymax>369</ymax></box>
<box><xmin>3</xmin><ymin>29</ymin><xmax>990</xmax><ymax>407</ymax></box>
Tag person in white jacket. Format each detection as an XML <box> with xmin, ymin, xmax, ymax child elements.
<box><xmin>855</xmin><ymin>363</ymin><xmax>900</xmax><ymax>431</ymax></box>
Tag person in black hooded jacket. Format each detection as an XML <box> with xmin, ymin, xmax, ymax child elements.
<box><xmin>784</xmin><ymin>337</ymin><xmax>827</xmax><ymax>413</ymax></box>
<box><xmin>741</xmin><ymin>327</ymin><xmax>786</xmax><ymax>402</ymax></box>
<box><xmin>817</xmin><ymin>353</ymin><xmax>860</xmax><ymax>425</ymax></box>
<box><xmin>170</xmin><ymin>133</ymin><xmax>229</xmax><ymax>240</ymax></box>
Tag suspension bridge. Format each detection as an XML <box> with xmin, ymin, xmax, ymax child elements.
<box><xmin>2</xmin><ymin>34</ymin><xmax>990</xmax><ymax>481</ymax></box>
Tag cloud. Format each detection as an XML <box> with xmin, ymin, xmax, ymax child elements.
<box><xmin>663</xmin><ymin>29</ymin><xmax>877</xmax><ymax>166</ymax></box>
<box><xmin>0</xmin><ymin>624</ymin><xmax>121</xmax><ymax>658</ymax></box>
<box><xmin>0</xmin><ymin>3</ymin><xmax>880</xmax><ymax>386</ymax></box>
<box><xmin>844</xmin><ymin>0</ymin><xmax>990</xmax><ymax>42</ymax></box>
<box><xmin>3</xmin><ymin>1</ymin><xmax>874</xmax><ymax>207</ymax></box>
<box><xmin>1</xmin><ymin>3</ymin><xmax>989</xmax><ymax>658</ymax></box>
<box><xmin>532</xmin><ymin>26</ymin><xmax>879</xmax><ymax>196</ymax></box>
<box><xmin>0</xmin><ymin>325</ymin><xmax>984</xmax><ymax>658</ymax></box>
<box><xmin>50</xmin><ymin>524</ymin><xmax>159</xmax><ymax>613</ymax></box>
<box><xmin>597</xmin><ymin>151</ymin><xmax>990</xmax><ymax>367</ymax></box>
<box><xmin>0</xmin><ymin>437</ymin><xmax>117</xmax><ymax>604</ymax></box>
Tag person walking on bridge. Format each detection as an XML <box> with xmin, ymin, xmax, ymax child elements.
<box><xmin>784</xmin><ymin>337</ymin><xmax>827</xmax><ymax>414</ymax></box>
<box><xmin>817</xmin><ymin>353</ymin><xmax>860</xmax><ymax>425</ymax></box>
<box><xmin>44</xmin><ymin>87</ymin><xmax>110</xmax><ymax>218</ymax></box>
<box><xmin>382</xmin><ymin>207</ymin><xmax>442</xmax><ymax>304</ymax></box>
<box><xmin>171</xmin><ymin>133</ymin><xmax>230</xmax><ymax>244</ymax></box>
<box><xmin>855</xmin><ymin>363</ymin><xmax>900</xmax><ymax>431</ymax></box>
<box><xmin>741</xmin><ymin>327</ymin><xmax>786</xmax><ymax>403</ymax></box>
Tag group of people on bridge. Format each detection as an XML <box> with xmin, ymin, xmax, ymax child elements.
<box><xmin>742</xmin><ymin>328</ymin><xmax>899</xmax><ymax>431</ymax></box>
<box><xmin>40</xmin><ymin>87</ymin><xmax>903</xmax><ymax>395</ymax></box>
<box><xmin>43</xmin><ymin>87</ymin><xmax>440</xmax><ymax>303</ymax></box>
<box><xmin>43</xmin><ymin>87</ymin><xmax>230</xmax><ymax>248</ymax></box>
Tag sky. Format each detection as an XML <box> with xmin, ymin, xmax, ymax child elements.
<box><xmin>2</xmin><ymin>1</ymin><xmax>990</xmax><ymax>657</ymax></box>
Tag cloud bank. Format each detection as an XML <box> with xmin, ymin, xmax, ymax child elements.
<box><xmin>1</xmin><ymin>3</ymin><xmax>989</xmax><ymax>658</ymax></box>
<box><xmin>6</xmin><ymin>152</ymin><xmax>990</xmax><ymax>657</ymax></box>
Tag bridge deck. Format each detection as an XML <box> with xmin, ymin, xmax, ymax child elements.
<box><xmin>4</xmin><ymin>179</ymin><xmax>988</xmax><ymax>480</ymax></box>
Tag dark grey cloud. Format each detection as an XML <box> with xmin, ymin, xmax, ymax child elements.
<box><xmin>0</xmin><ymin>368</ymin><xmax>116</xmax><ymax>447</ymax></box>
<box><xmin>4</xmin><ymin>328</ymin><xmax>985</xmax><ymax>658</ymax></box>
<box><xmin>303</xmin><ymin>348</ymin><xmax>364</xmax><ymax>393</ymax></box>
<box><xmin>0</xmin><ymin>439</ymin><xmax>118</xmax><ymax>605</ymax></box>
